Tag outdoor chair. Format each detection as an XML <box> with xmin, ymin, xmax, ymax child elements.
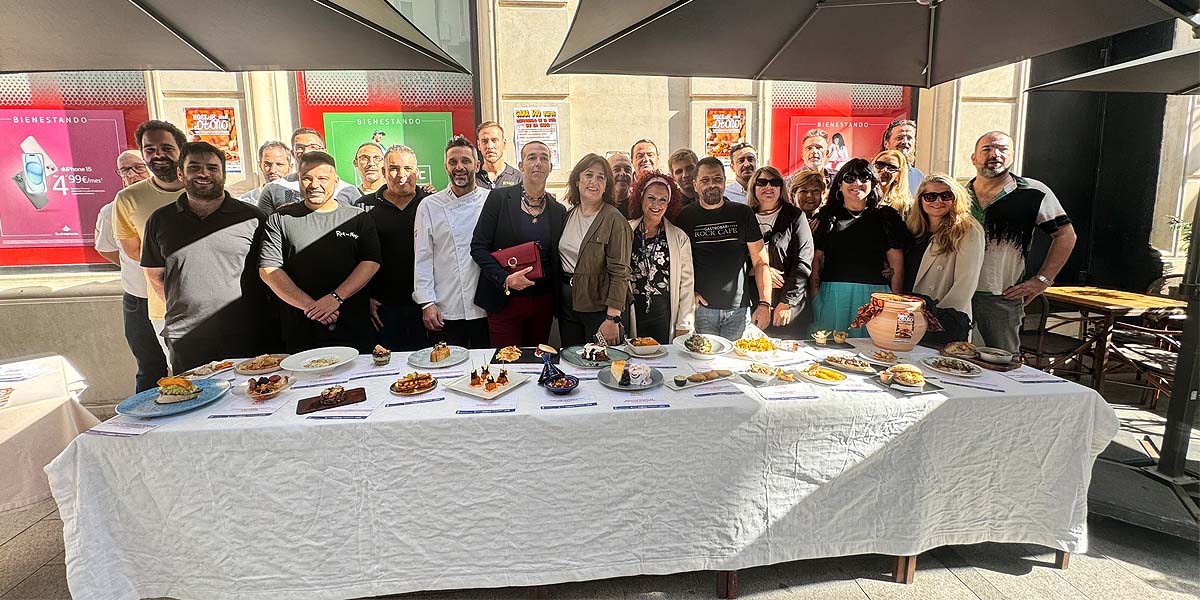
<box><xmin>1104</xmin><ymin>321</ymin><xmax>1180</xmax><ymax>409</ymax></box>
<box><xmin>1019</xmin><ymin>294</ymin><xmax>1096</xmax><ymax>377</ymax></box>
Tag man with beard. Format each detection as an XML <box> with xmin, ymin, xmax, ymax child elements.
<box><xmin>141</xmin><ymin>142</ymin><xmax>271</xmax><ymax>370</ymax></box>
<box><xmin>880</xmin><ymin>119</ymin><xmax>924</xmax><ymax>196</ymax></box>
<box><xmin>113</xmin><ymin>120</ymin><xmax>189</xmax><ymax>365</ymax></box>
<box><xmin>799</xmin><ymin>129</ymin><xmax>836</xmax><ymax>187</ymax></box>
<box><xmin>631</xmin><ymin>139</ymin><xmax>659</xmax><ymax>179</ymax></box>
<box><xmin>608</xmin><ymin>151</ymin><xmax>634</xmax><ymax>216</ymax></box>
<box><xmin>352</xmin><ymin>142</ymin><xmax>386</xmax><ymax>196</ymax></box>
<box><xmin>475</xmin><ymin>121</ymin><xmax>522</xmax><ymax>190</ymax></box>
<box><xmin>723</xmin><ymin>142</ymin><xmax>757</xmax><ymax>204</ymax></box>
<box><xmin>360</xmin><ymin>145</ymin><xmax>430</xmax><ymax>350</ymax></box>
<box><xmin>968</xmin><ymin>131</ymin><xmax>1076</xmax><ymax>353</ymax></box>
<box><xmin>668</xmin><ymin>148</ymin><xmax>699</xmax><ymax>205</ymax></box>
<box><xmin>257</xmin><ymin>127</ymin><xmax>361</xmax><ymax>215</ymax></box>
<box><xmin>413</xmin><ymin>136</ymin><xmax>491</xmax><ymax>348</ymax></box>
<box><xmin>238</xmin><ymin>141</ymin><xmax>292</xmax><ymax>205</ymax></box>
<box><xmin>260</xmin><ymin>152</ymin><xmax>381</xmax><ymax>353</ymax></box>
<box><xmin>673</xmin><ymin>156</ymin><xmax>772</xmax><ymax>339</ymax></box>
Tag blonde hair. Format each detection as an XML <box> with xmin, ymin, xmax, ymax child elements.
<box><xmin>873</xmin><ymin>149</ymin><xmax>911</xmax><ymax>213</ymax></box>
<box><xmin>907</xmin><ymin>173</ymin><xmax>979</xmax><ymax>255</ymax></box>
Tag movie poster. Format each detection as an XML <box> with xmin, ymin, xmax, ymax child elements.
<box><xmin>705</xmin><ymin>108</ymin><xmax>747</xmax><ymax>166</ymax></box>
<box><xmin>185</xmin><ymin>107</ymin><xmax>242</xmax><ymax>174</ymax></box>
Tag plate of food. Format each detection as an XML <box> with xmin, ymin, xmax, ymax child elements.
<box><xmin>941</xmin><ymin>341</ymin><xmax>979</xmax><ymax>359</ymax></box>
<box><xmin>389</xmin><ymin>372</ymin><xmax>438</xmax><ymax>396</ymax></box>
<box><xmin>179</xmin><ymin>360</ymin><xmax>235</xmax><ymax>379</ymax></box>
<box><xmin>733</xmin><ymin>336</ymin><xmax>777</xmax><ymax>361</ymax></box>
<box><xmin>541</xmin><ymin>374</ymin><xmax>579</xmax><ymax>395</ymax></box>
<box><xmin>823</xmin><ymin>353</ymin><xmax>877</xmax><ymax>374</ymax></box>
<box><xmin>561</xmin><ymin>343</ymin><xmax>632</xmax><ymax>368</ymax></box>
<box><xmin>739</xmin><ymin>363</ymin><xmax>802</xmax><ymax>386</ymax></box>
<box><xmin>859</xmin><ymin>348</ymin><xmax>902</xmax><ymax>366</ymax></box>
<box><xmin>489</xmin><ymin>344</ymin><xmax>560</xmax><ymax>365</ymax></box>
<box><xmin>597</xmin><ymin>360</ymin><xmax>664</xmax><ymax>391</ymax></box>
<box><xmin>235</xmin><ymin>354</ymin><xmax>289</xmax><ymax>375</ymax></box>
<box><xmin>445</xmin><ymin>365</ymin><xmax>530</xmax><ymax>400</ymax></box>
<box><xmin>234</xmin><ymin>374</ymin><xmax>292</xmax><ymax>401</ymax></box>
<box><xmin>666</xmin><ymin>367</ymin><xmax>735</xmax><ymax>391</ymax></box>
<box><xmin>116</xmin><ymin>377</ymin><xmax>232</xmax><ymax>418</ymax></box>
<box><xmin>280</xmin><ymin>347</ymin><xmax>358</xmax><ymax>373</ymax></box>
<box><xmin>625</xmin><ymin>336</ymin><xmax>666</xmax><ymax>357</ymax></box>
<box><xmin>672</xmin><ymin>333</ymin><xmax>733</xmax><ymax>360</ymax></box>
<box><xmin>772</xmin><ymin>338</ymin><xmax>802</xmax><ymax>352</ymax></box>
<box><xmin>921</xmin><ymin>356</ymin><xmax>984</xmax><ymax>378</ymax></box>
<box><xmin>408</xmin><ymin>342</ymin><xmax>470</xmax><ymax>368</ymax></box>
<box><xmin>798</xmin><ymin>363</ymin><xmax>848</xmax><ymax>386</ymax></box>
<box><xmin>877</xmin><ymin>364</ymin><xmax>943</xmax><ymax>394</ymax></box>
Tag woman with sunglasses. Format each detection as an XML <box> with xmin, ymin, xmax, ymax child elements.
<box><xmin>904</xmin><ymin>174</ymin><xmax>984</xmax><ymax>319</ymax></box>
<box><xmin>872</xmin><ymin>149</ymin><xmax>912</xmax><ymax>214</ymax></box>
<box><xmin>809</xmin><ymin>159</ymin><xmax>912</xmax><ymax>337</ymax></box>
<box><xmin>626</xmin><ymin>171</ymin><xmax>695</xmax><ymax>343</ymax></box>
<box><xmin>748</xmin><ymin>166</ymin><xmax>812</xmax><ymax>337</ymax></box>
<box><xmin>788</xmin><ymin>169</ymin><xmax>827</xmax><ymax>234</ymax></box>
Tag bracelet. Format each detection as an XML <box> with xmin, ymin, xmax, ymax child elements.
<box><xmin>330</xmin><ymin>291</ymin><xmax>344</xmax><ymax>304</ymax></box>
<box><xmin>757</xmin><ymin>301</ymin><xmax>771</xmax><ymax>308</ymax></box>
<box><xmin>1034</xmin><ymin>275</ymin><xmax>1052</xmax><ymax>285</ymax></box>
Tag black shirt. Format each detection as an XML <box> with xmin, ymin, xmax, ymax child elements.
<box><xmin>903</xmin><ymin>234</ymin><xmax>930</xmax><ymax>294</ymax></box>
<box><xmin>358</xmin><ymin>186</ymin><xmax>429</xmax><ymax>306</ymax></box>
<box><xmin>673</xmin><ymin>198</ymin><xmax>763</xmax><ymax>309</ymax></box>
<box><xmin>141</xmin><ymin>193</ymin><xmax>266</xmax><ymax>341</ymax></box>
<box><xmin>813</xmin><ymin>205</ymin><xmax>910</xmax><ymax>285</ymax></box>
<box><xmin>476</xmin><ymin>164</ymin><xmax>523</xmax><ymax>190</ymax></box>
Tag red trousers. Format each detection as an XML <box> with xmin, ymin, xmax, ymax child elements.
<box><xmin>487</xmin><ymin>292</ymin><xmax>554</xmax><ymax>347</ymax></box>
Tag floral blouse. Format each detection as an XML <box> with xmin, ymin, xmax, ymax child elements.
<box><xmin>631</xmin><ymin>221</ymin><xmax>671</xmax><ymax>311</ymax></box>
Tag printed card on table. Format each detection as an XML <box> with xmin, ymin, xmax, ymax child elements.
<box><xmin>456</xmin><ymin>394</ymin><xmax>518</xmax><ymax>415</ymax></box>
<box><xmin>86</xmin><ymin>415</ymin><xmax>162</xmax><ymax>437</ymax></box>
<box><xmin>208</xmin><ymin>393</ymin><xmax>291</xmax><ymax>419</ymax></box>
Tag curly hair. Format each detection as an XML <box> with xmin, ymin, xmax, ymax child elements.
<box><xmin>908</xmin><ymin>173</ymin><xmax>980</xmax><ymax>255</ymax></box>
<box><xmin>627</xmin><ymin>169</ymin><xmax>683</xmax><ymax>222</ymax></box>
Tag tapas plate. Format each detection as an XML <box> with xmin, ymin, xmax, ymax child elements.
<box><xmin>666</xmin><ymin>369</ymin><xmax>736</xmax><ymax>392</ymax></box>
<box><xmin>561</xmin><ymin>345</ymin><xmax>632</xmax><ymax>368</ymax></box>
<box><xmin>444</xmin><ymin>371</ymin><xmax>530</xmax><ymax>400</ymax></box>
<box><xmin>234</xmin><ymin>354</ymin><xmax>290</xmax><ymax>375</ymax></box>
<box><xmin>489</xmin><ymin>346</ymin><xmax>560</xmax><ymax>365</ymax></box>
<box><xmin>388</xmin><ymin>378</ymin><xmax>439</xmax><ymax>396</ymax></box>
<box><xmin>116</xmin><ymin>379</ymin><xmax>231</xmax><ymax>418</ymax></box>
<box><xmin>858</xmin><ymin>351</ymin><xmax>904</xmax><ymax>367</ymax></box>
<box><xmin>407</xmin><ymin>345</ymin><xmax>470</xmax><ymax>369</ymax></box>
<box><xmin>280</xmin><ymin>347</ymin><xmax>358</xmax><ymax>373</ymax></box>
<box><xmin>921</xmin><ymin>356</ymin><xmax>983</xmax><ymax>378</ymax></box>
<box><xmin>671</xmin><ymin>333</ymin><xmax>733</xmax><ymax>361</ymax></box>
<box><xmin>178</xmin><ymin>360</ymin><xmax>235</xmax><ymax>379</ymax></box>
<box><xmin>597</xmin><ymin>367</ymin><xmax>664</xmax><ymax>391</ymax></box>
<box><xmin>232</xmin><ymin>376</ymin><xmax>293</xmax><ymax>401</ymax></box>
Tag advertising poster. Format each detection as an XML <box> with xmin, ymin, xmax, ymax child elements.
<box><xmin>787</xmin><ymin>117</ymin><xmax>898</xmax><ymax>174</ymax></box>
<box><xmin>322</xmin><ymin>112</ymin><xmax>455</xmax><ymax>189</ymax></box>
<box><xmin>705</xmin><ymin>108</ymin><xmax>747</xmax><ymax>166</ymax></box>
<box><xmin>0</xmin><ymin>109</ymin><xmax>128</xmax><ymax>248</ymax></box>
<box><xmin>185</xmin><ymin>107</ymin><xmax>242</xmax><ymax>173</ymax></box>
<box><xmin>513</xmin><ymin>107</ymin><xmax>561</xmax><ymax>168</ymax></box>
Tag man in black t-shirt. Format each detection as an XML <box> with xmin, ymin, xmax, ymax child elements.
<box><xmin>673</xmin><ymin>156</ymin><xmax>772</xmax><ymax>340</ymax></box>
<box><xmin>259</xmin><ymin>151</ymin><xmax>381</xmax><ymax>353</ymax></box>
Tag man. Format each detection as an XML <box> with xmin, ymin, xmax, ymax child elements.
<box><xmin>799</xmin><ymin>129</ymin><xmax>836</xmax><ymax>187</ymax></box>
<box><xmin>95</xmin><ymin>150</ymin><xmax>165</xmax><ymax>391</ymax></box>
<box><xmin>968</xmin><ymin>131</ymin><xmax>1076</xmax><ymax>354</ymax></box>
<box><xmin>372</xmin><ymin>130</ymin><xmax>386</xmax><ymax>144</ymax></box>
<box><xmin>259</xmin><ymin>152</ymin><xmax>381</xmax><ymax>353</ymax></box>
<box><xmin>608</xmin><ymin>152</ymin><xmax>634</xmax><ymax>217</ymax></box>
<box><xmin>631</xmin><ymin>138</ymin><xmax>659</xmax><ymax>179</ymax></box>
<box><xmin>475</xmin><ymin>120</ymin><xmax>523</xmax><ymax>189</ymax></box>
<box><xmin>880</xmin><ymin>119</ymin><xmax>924</xmax><ymax>196</ymax></box>
<box><xmin>352</xmin><ymin>142</ymin><xmax>386</xmax><ymax>196</ymax></box>
<box><xmin>257</xmin><ymin>127</ymin><xmax>360</xmax><ymax>215</ymax></box>
<box><xmin>724</xmin><ymin>142</ymin><xmax>757</xmax><ymax>204</ymax></box>
<box><xmin>673</xmin><ymin>156</ymin><xmax>772</xmax><ymax>339</ymax></box>
<box><xmin>668</xmin><ymin>148</ymin><xmax>699</xmax><ymax>205</ymax></box>
<box><xmin>413</xmin><ymin>136</ymin><xmax>491</xmax><ymax>348</ymax></box>
<box><xmin>113</xmin><ymin>120</ymin><xmax>189</xmax><ymax>367</ymax></box>
<box><xmin>141</xmin><ymin>142</ymin><xmax>271</xmax><ymax>371</ymax></box>
<box><xmin>359</xmin><ymin>145</ymin><xmax>430</xmax><ymax>351</ymax></box>
<box><xmin>238</xmin><ymin>141</ymin><xmax>292</xmax><ymax>205</ymax></box>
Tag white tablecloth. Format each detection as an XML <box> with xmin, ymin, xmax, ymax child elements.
<box><xmin>47</xmin><ymin>341</ymin><xmax>1118</xmax><ymax>600</ymax></box>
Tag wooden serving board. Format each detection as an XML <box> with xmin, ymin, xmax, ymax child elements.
<box><xmin>297</xmin><ymin>387</ymin><xmax>366</xmax><ymax>415</ymax></box>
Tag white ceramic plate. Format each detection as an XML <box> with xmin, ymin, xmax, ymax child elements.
<box><xmin>921</xmin><ymin>356</ymin><xmax>983</xmax><ymax>378</ymax></box>
<box><xmin>280</xmin><ymin>347</ymin><xmax>358</xmax><ymax>373</ymax></box>
<box><xmin>671</xmin><ymin>333</ymin><xmax>733</xmax><ymax>361</ymax></box>
<box><xmin>444</xmin><ymin>371</ymin><xmax>529</xmax><ymax>400</ymax></box>
<box><xmin>179</xmin><ymin>361</ymin><xmax>235</xmax><ymax>379</ymax></box>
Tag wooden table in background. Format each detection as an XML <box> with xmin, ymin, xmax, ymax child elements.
<box><xmin>1042</xmin><ymin>286</ymin><xmax>1186</xmax><ymax>391</ymax></box>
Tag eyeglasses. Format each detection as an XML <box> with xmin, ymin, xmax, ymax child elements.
<box><xmin>873</xmin><ymin>162</ymin><xmax>900</xmax><ymax>174</ymax></box>
<box><xmin>842</xmin><ymin>174</ymin><xmax>872</xmax><ymax>185</ymax></box>
<box><xmin>117</xmin><ymin>164</ymin><xmax>149</xmax><ymax>176</ymax></box>
<box><xmin>919</xmin><ymin>191</ymin><xmax>956</xmax><ymax>203</ymax></box>
<box><xmin>754</xmin><ymin>177</ymin><xmax>783</xmax><ymax>188</ymax></box>
<box><xmin>356</xmin><ymin>155</ymin><xmax>384</xmax><ymax>164</ymax></box>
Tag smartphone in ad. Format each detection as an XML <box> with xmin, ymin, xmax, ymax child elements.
<box><xmin>11</xmin><ymin>172</ymin><xmax>50</xmax><ymax>210</ymax></box>
<box><xmin>22</xmin><ymin>152</ymin><xmax>46</xmax><ymax>194</ymax></box>
<box><xmin>19</xmin><ymin>135</ymin><xmax>57</xmax><ymax>175</ymax></box>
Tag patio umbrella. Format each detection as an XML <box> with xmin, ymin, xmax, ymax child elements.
<box><xmin>549</xmin><ymin>0</ymin><xmax>1181</xmax><ymax>87</ymax></box>
<box><xmin>1025</xmin><ymin>46</ymin><xmax>1200</xmax><ymax>95</ymax></box>
<box><xmin>0</xmin><ymin>0</ymin><xmax>467</xmax><ymax>74</ymax></box>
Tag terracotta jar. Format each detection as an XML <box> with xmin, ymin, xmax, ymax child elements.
<box><xmin>864</xmin><ymin>293</ymin><xmax>928</xmax><ymax>351</ymax></box>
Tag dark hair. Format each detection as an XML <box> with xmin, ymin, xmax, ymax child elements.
<box><xmin>257</xmin><ymin>140</ymin><xmax>290</xmax><ymax>161</ymax></box>
<box><xmin>476</xmin><ymin>120</ymin><xmax>504</xmax><ymax>137</ymax></box>
<box><xmin>815</xmin><ymin>158</ymin><xmax>882</xmax><ymax>228</ymax></box>
<box><xmin>355</xmin><ymin>141</ymin><xmax>385</xmax><ymax>156</ymax></box>
<box><xmin>563</xmin><ymin>153</ymin><xmax>616</xmax><ymax>207</ymax></box>
<box><xmin>728</xmin><ymin>142</ymin><xmax>755</xmax><ymax>162</ymax></box>
<box><xmin>290</xmin><ymin>127</ymin><xmax>324</xmax><ymax>145</ymax></box>
<box><xmin>695</xmin><ymin>155</ymin><xmax>725</xmax><ymax>173</ymax></box>
<box><xmin>880</xmin><ymin>119</ymin><xmax>917</xmax><ymax>152</ymax></box>
<box><xmin>135</xmin><ymin>120</ymin><xmax>186</xmax><ymax>151</ymax></box>
<box><xmin>519</xmin><ymin>140</ymin><xmax>550</xmax><ymax>161</ymax></box>
<box><xmin>446</xmin><ymin>134</ymin><xmax>476</xmax><ymax>153</ymax></box>
<box><xmin>630</xmin><ymin>138</ymin><xmax>658</xmax><ymax>156</ymax></box>
<box><xmin>178</xmin><ymin>141</ymin><xmax>225</xmax><ymax>172</ymax></box>
<box><xmin>831</xmin><ymin>133</ymin><xmax>845</xmax><ymax>146</ymax></box>
<box><xmin>628</xmin><ymin>170</ymin><xmax>683</xmax><ymax>222</ymax></box>
<box><xmin>297</xmin><ymin>150</ymin><xmax>336</xmax><ymax>173</ymax></box>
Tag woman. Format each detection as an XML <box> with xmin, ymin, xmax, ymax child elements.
<box><xmin>873</xmin><ymin>149</ymin><xmax>912</xmax><ymax>214</ymax></box>
<box><xmin>470</xmin><ymin>142</ymin><xmax>566</xmax><ymax>347</ymax></box>
<box><xmin>789</xmin><ymin>169</ymin><xmax>827</xmax><ymax>234</ymax></box>
<box><xmin>626</xmin><ymin>171</ymin><xmax>695</xmax><ymax>343</ymax></box>
<box><xmin>809</xmin><ymin>158</ymin><xmax>912</xmax><ymax>337</ymax></box>
<box><xmin>828</xmin><ymin>132</ymin><xmax>849</xmax><ymax>172</ymax></box>
<box><xmin>904</xmin><ymin>174</ymin><xmax>985</xmax><ymax>320</ymax></box>
<box><xmin>748</xmin><ymin>166</ymin><xmax>812</xmax><ymax>338</ymax></box>
<box><xmin>557</xmin><ymin>153</ymin><xmax>632</xmax><ymax>347</ymax></box>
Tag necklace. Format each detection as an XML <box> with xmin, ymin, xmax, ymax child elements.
<box><xmin>522</xmin><ymin>192</ymin><xmax>546</xmax><ymax>223</ymax></box>
<box><xmin>844</xmin><ymin>206</ymin><xmax>866</xmax><ymax>219</ymax></box>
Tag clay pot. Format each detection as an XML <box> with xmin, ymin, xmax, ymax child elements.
<box><xmin>864</xmin><ymin>293</ymin><xmax>928</xmax><ymax>351</ymax></box>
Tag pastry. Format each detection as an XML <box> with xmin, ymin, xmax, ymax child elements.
<box><xmin>429</xmin><ymin>341</ymin><xmax>451</xmax><ymax>363</ymax></box>
<box><xmin>811</xmin><ymin>330</ymin><xmax>830</xmax><ymax>345</ymax></box>
<box><xmin>881</xmin><ymin>364</ymin><xmax>922</xmax><ymax>384</ymax></box>
<box><xmin>892</xmin><ymin>370</ymin><xmax>926</xmax><ymax>387</ymax></box>
<box><xmin>687</xmin><ymin>373</ymin><xmax>706</xmax><ymax>383</ymax></box>
<box><xmin>581</xmin><ymin>343</ymin><xmax>610</xmax><ymax>362</ymax></box>
<box><xmin>627</xmin><ymin>363</ymin><xmax>651</xmax><ymax>386</ymax></box>
<box><xmin>610</xmin><ymin>359</ymin><xmax>626</xmax><ymax>381</ymax></box>
<box><xmin>372</xmin><ymin>345</ymin><xmax>392</xmax><ymax>366</ymax></box>
<box><xmin>155</xmin><ymin>377</ymin><xmax>199</xmax><ymax>404</ymax></box>
<box><xmin>832</xmin><ymin>331</ymin><xmax>848</xmax><ymax>344</ymax></box>
<box><xmin>319</xmin><ymin>385</ymin><xmax>345</xmax><ymax>406</ymax></box>
<box><xmin>714</xmin><ymin>369</ymin><xmax>732</xmax><ymax>377</ymax></box>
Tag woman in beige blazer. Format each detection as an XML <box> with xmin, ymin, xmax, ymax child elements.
<box><xmin>904</xmin><ymin>173</ymin><xmax>985</xmax><ymax>319</ymax></box>
<box><xmin>626</xmin><ymin>171</ymin><xmax>695</xmax><ymax>343</ymax></box>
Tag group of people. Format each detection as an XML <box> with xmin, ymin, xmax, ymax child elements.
<box><xmin>95</xmin><ymin>117</ymin><xmax>1076</xmax><ymax>393</ymax></box>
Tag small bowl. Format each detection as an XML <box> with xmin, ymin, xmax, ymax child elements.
<box><xmin>625</xmin><ymin>341</ymin><xmax>662</xmax><ymax>356</ymax></box>
<box><xmin>975</xmin><ymin>347</ymin><xmax>1014</xmax><ymax>364</ymax></box>
<box><xmin>542</xmin><ymin>374</ymin><xmax>579</xmax><ymax>395</ymax></box>
<box><xmin>744</xmin><ymin>370</ymin><xmax>775</xmax><ymax>384</ymax></box>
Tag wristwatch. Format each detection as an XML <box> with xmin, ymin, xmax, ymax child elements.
<box><xmin>329</xmin><ymin>291</ymin><xmax>345</xmax><ymax>304</ymax></box>
<box><xmin>606</xmin><ymin>314</ymin><xmax>622</xmax><ymax>323</ymax></box>
<box><xmin>1034</xmin><ymin>275</ymin><xmax>1052</xmax><ymax>286</ymax></box>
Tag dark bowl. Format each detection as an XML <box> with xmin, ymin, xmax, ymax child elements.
<box><xmin>541</xmin><ymin>374</ymin><xmax>579</xmax><ymax>395</ymax></box>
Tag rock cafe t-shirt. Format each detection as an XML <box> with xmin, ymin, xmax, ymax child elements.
<box><xmin>673</xmin><ymin>198</ymin><xmax>763</xmax><ymax>310</ymax></box>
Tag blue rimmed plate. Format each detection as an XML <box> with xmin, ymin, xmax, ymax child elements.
<box><xmin>115</xmin><ymin>378</ymin><xmax>232</xmax><ymax>418</ymax></box>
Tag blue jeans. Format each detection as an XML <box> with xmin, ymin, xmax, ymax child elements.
<box><xmin>122</xmin><ymin>293</ymin><xmax>168</xmax><ymax>392</ymax></box>
<box><xmin>694</xmin><ymin>305</ymin><xmax>749</xmax><ymax>340</ymax></box>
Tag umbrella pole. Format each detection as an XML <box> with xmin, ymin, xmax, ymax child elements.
<box><xmin>1156</xmin><ymin>199</ymin><xmax>1199</xmax><ymax>479</ymax></box>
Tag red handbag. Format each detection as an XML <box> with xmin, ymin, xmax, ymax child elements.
<box><xmin>490</xmin><ymin>240</ymin><xmax>543</xmax><ymax>282</ymax></box>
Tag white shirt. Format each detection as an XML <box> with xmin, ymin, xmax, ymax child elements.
<box><xmin>412</xmin><ymin>186</ymin><xmax>490</xmax><ymax>321</ymax></box>
<box><xmin>725</xmin><ymin>179</ymin><xmax>748</xmax><ymax>204</ymax></box>
<box><xmin>94</xmin><ymin>202</ymin><xmax>148</xmax><ymax>298</ymax></box>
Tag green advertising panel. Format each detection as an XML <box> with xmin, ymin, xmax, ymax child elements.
<box><xmin>322</xmin><ymin>112</ymin><xmax>454</xmax><ymax>189</ymax></box>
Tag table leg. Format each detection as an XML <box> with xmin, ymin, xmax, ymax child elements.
<box><xmin>892</xmin><ymin>555</ymin><xmax>916</xmax><ymax>584</ymax></box>
<box><xmin>716</xmin><ymin>570</ymin><xmax>738</xmax><ymax>599</ymax></box>
<box><xmin>1055</xmin><ymin>550</ymin><xmax>1070</xmax><ymax>570</ymax></box>
<box><xmin>1091</xmin><ymin>315</ymin><xmax>1115</xmax><ymax>392</ymax></box>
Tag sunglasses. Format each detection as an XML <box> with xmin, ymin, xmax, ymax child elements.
<box><xmin>754</xmin><ymin>177</ymin><xmax>783</xmax><ymax>188</ymax></box>
<box><xmin>842</xmin><ymin>173</ymin><xmax>872</xmax><ymax>185</ymax></box>
<box><xmin>873</xmin><ymin>162</ymin><xmax>900</xmax><ymax>173</ymax></box>
<box><xmin>920</xmin><ymin>191</ymin><xmax>956</xmax><ymax>203</ymax></box>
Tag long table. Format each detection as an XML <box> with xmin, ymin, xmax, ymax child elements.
<box><xmin>46</xmin><ymin>340</ymin><xmax>1118</xmax><ymax>600</ymax></box>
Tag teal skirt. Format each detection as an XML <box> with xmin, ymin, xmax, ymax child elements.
<box><xmin>809</xmin><ymin>282</ymin><xmax>892</xmax><ymax>338</ymax></box>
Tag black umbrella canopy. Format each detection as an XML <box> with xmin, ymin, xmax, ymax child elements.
<box><xmin>0</xmin><ymin>0</ymin><xmax>467</xmax><ymax>73</ymax></box>
<box><xmin>1026</xmin><ymin>46</ymin><xmax>1200</xmax><ymax>95</ymax></box>
<box><xmin>550</xmin><ymin>0</ymin><xmax>1176</xmax><ymax>87</ymax></box>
